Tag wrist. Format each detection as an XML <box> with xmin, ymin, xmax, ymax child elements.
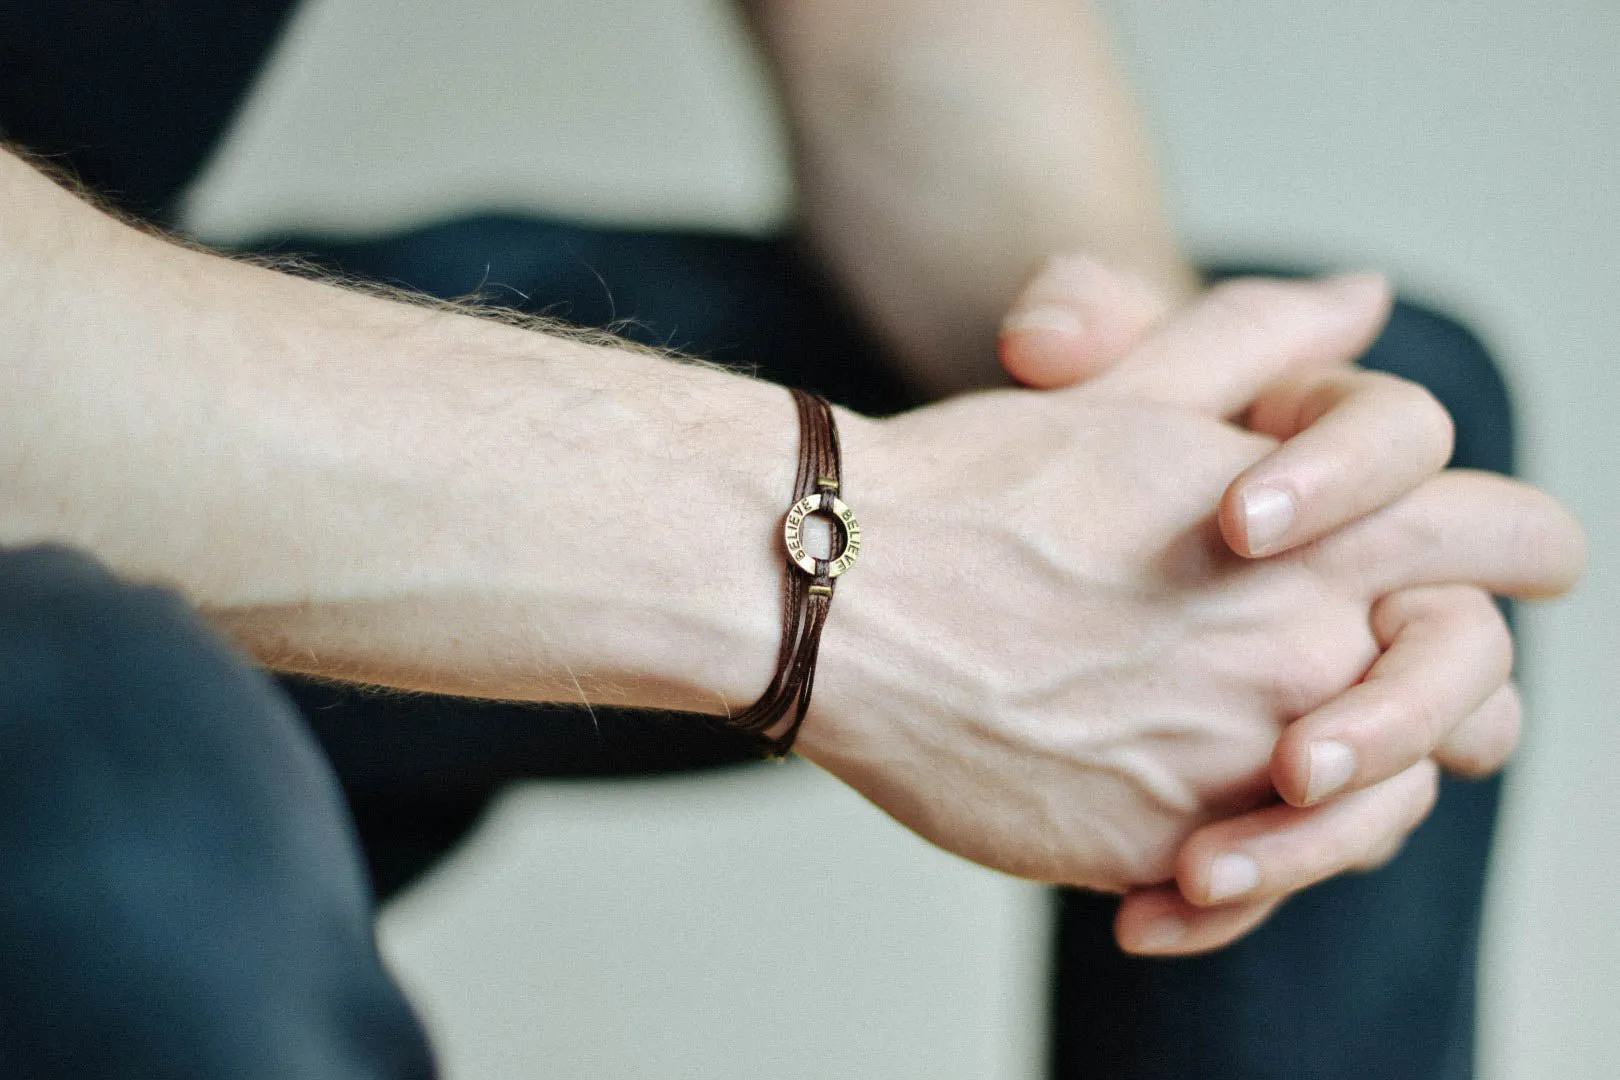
<box><xmin>627</xmin><ymin>397</ymin><xmax>891</xmax><ymax>726</ymax></box>
<box><xmin>0</xmin><ymin>190</ymin><xmax>810</xmax><ymax>713</ymax></box>
<box><xmin>780</xmin><ymin>410</ymin><xmax>902</xmax><ymax>765</ymax></box>
<box><xmin>528</xmin><ymin>360</ymin><xmax>810</xmax><ymax>717</ymax></box>
<box><xmin>0</xmin><ymin>143</ymin><xmax>884</xmax><ymax>732</ymax></box>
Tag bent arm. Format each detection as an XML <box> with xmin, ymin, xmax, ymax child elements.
<box><xmin>0</xmin><ymin>149</ymin><xmax>810</xmax><ymax>714</ymax></box>
<box><xmin>745</xmin><ymin>0</ymin><xmax>1199</xmax><ymax>395</ymax></box>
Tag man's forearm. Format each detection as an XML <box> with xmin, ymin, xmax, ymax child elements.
<box><xmin>0</xmin><ymin>150</ymin><xmax>1586</xmax><ymax>934</ymax></box>
<box><xmin>747</xmin><ymin>0</ymin><xmax>1197</xmax><ymax>394</ymax></box>
<box><xmin>0</xmin><ymin>150</ymin><xmax>805</xmax><ymax>714</ymax></box>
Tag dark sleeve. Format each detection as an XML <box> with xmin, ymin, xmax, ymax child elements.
<box><xmin>0</xmin><ymin>0</ymin><xmax>298</xmax><ymax>221</ymax></box>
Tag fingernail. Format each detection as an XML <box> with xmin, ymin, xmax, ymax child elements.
<box><xmin>1207</xmin><ymin>853</ymin><xmax>1261</xmax><ymax>902</ymax></box>
<box><xmin>1000</xmin><ymin>307</ymin><xmax>1085</xmax><ymax>338</ymax></box>
<box><xmin>1240</xmin><ymin>485</ymin><xmax>1296</xmax><ymax>554</ymax></box>
<box><xmin>1136</xmin><ymin>916</ymin><xmax>1187</xmax><ymax>952</ymax></box>
<box><xmin>1306</xmin><ymin>740</ymin><xmax>1357</xmax><ymax>803</ymax></box>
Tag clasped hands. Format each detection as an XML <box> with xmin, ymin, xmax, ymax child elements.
<box><xmin>792</xmin><ymin>261</ymin><xmax>1584</xmax><ymax>956</ymax></box>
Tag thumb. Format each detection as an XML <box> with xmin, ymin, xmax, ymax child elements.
<box><xmin>998</xmin><ymin>254</ymin><xmax>1172</xmax><ymax>389</ymax></box>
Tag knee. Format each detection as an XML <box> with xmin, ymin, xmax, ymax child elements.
<box><xmin>0</xmin><ymin>543</ymin><xmax>224</xmax><ymax>708</ymax></box>
<box><xmin>0</xmin><ymin>545</ymin><xmax>258</xmax><ymax>800</ymax></box>
<box><xmin>0</xmin><ymin>545</ymin><xmax>348</xmax><ymax>864</ymax></box>
<box><xmin>1362</xmin><ymin>299</ymin><xmax>1516</xmax><ymax>476</ymax></box>
<box><xmin>0</xmin><ymin>543</ymin><xmax>197</xmax><ymax>651</ymax></box>
<box><xmin>0</xmin><ymin>546</ymin><xmax>435</xmax><ymax>1078</ymax></box>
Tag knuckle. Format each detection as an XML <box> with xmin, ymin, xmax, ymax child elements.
<box><xmin>1407</xmin><ymin>384</ymin><xmax>1457</xmax><ymax>464</ymax></box>
<box><xmin>1358</xmin><ymin>835</ymin><xmax>1408</xmax><ymax>872</ymax></box>
<box><xmin>1177</xmin><ymin>832</ymin><xmax>1247</xmax><ymax>902</ymax></box>
<box><xmin>1444</xmin><ymin>686</ymin><xmax>1524</xmax><ymax>777</ymax></box>
<box><xmin>1368</xmin><ymin>588</ymin><xmax>1424</xmax><ymax>640</ymax></box>
<box><xmin>1294</xmin><ymin>653</ymin><xmax>1360</xmax><ymax>716</ymax></box>
<box><xmin>1356</xmin><ymin>676</ymin><xmax>1448</xmax><ymax>753</ymax></box>
<box><xmin>1352</xmin><ymin>507</ymin><xmax>1446</xmax><ymax>591</ymax></box>
<box><xmin>1367</xmin><ymin>374</ymin><xmax>1455</xmax><ymax>451</ymax></box>
<box><xmin>1356</xmin><ymin>768</ymin><xmax>1438</xmax><ymax>872</ymax></box>
<box><xmin>1370</xmin><ymin>583</ymin><xmax>1478</xmax><ymax>642</ymax></box>
<box><xmin>1411</xmin><ymin>761</ymin><xmax>1443</xmax><ymax>820</ymax></box>
<box><xmin>1483</xmin><ymin>603</ymin><xmax>1516</xmax><ymax>672</ymax></box>
<box><xmin>1493</xmin><ymin>691</ymin><xmax>1527</xmax><ymax>764</ymax></box>
<box><xmin>1302</xmin><ymin>825</ymin><xmax>1376</xmax><ymax>884</ymax></box>
<box><xmin>1402</xmin><ymin>689</ymin><xmax>1452</xmax><ymax>748</ymax></box>
<box><xmin>1451</xmin><ymin>582</ymin><xmax>1500</xmax><ymax>622</ymax></box>
<box><xmin>1509</xmin><ymin>499</ymin><xmax>1587</xmax><ymax>592</ymax></box>
<box><xmin>1174</xmin><ymin>830</ymin><xmax>1223</xmax><ymax>883</ymax></box>
<box><xmin>1275</xmin><ymin>623</ymin><xmax>1376</xmax><ymax>716</ymax></box>
<box><xmin>1449</xmin><ymin>583</ymin><xmax>1510</xmax><ymax>634</ymax></box>
<box><xmin>1295</xmin><ymin>373</ymin><xmax>1351</xmax><ymax>423</ymax></box>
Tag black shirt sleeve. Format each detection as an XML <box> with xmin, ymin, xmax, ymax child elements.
<box><xmin>0</xmin><ymin>0</ymin><xmax>299</xmax><ymax>220</ymax></box>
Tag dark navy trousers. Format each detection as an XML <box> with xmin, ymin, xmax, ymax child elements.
<box><xmin>0</xmin><ymin>218</ymin><xmax>1514</xmax><ymax>1078</ymax></box>
<box><xmin>0</xmin><ymin>549</ymin><xmax>437</xmax><ymax>1078</ymax></box>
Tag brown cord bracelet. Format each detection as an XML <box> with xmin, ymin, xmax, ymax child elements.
<box><xmin>725</xmin><ymin>388</ymin><xmax>861</xmax><ymax>757</ymax></box>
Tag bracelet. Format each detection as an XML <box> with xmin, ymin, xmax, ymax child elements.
<box><xmin>725</xmin><ymin>388</ymin><xmax>861</xmax><ymax>757</ymax></box>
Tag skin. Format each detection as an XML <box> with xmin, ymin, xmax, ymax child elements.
<box><xmin>745</xmin><ymin>0</ymin><xmax>1200</xmax><ymax>395</ymax></box>
<box><xmin>0</xmin><ymin>152</ymin><xmax>1583</xmax><ymax>965</ymax></box>
<box><xmin>749</xmin><ymin>0</ymin><xmax>1571</xmax><ymax>951</ymax></box>
<box><xmin>1002</xmin><ymin>257</ymin><xmax>1547</xmax><ymax>950</ymax></box>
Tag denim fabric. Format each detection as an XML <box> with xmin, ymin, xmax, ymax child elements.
<box><xmin>0</xmin><ymin>547</ymin><xmax>437</xmax><ymax>1078</ymax></box>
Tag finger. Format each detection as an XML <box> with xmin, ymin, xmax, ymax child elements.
<box><xmin>1174</xmin><ymin>759</ymin><xmax>1440</xmax><ymax>909</ymax></box>
<box><xmin>1219</xmin><ymin>370</ymin><xmax>1455</xmax><ymax>556</ymax></box>
<box><xmin>999</xmin><ymin>254</ymin><xmax>1171</xmax><ymax>387</ymax></box>
<box><xmin>1433</xmin><ymin>680</ymin><xmax>1523</xmax><ymax>778</ymax></box>
<box><xmin>1272</xmin><ymin>586</ymin><xmax>1511</xmax><ymax>805</ymax></box>
<box><xmin>1305</xmin><ymin>469</ymin><xmax>1587</xmax><ymax>598</ymax></box>
<box><xmin>1083</xmin><ymin>272</ymin><xmax>1392</xmax><ymax>417</ymax></box>
<box><xmin>1115</xmin><ymin>885</ymin><xmax>1281</xmax><ymax>957</ymax></box>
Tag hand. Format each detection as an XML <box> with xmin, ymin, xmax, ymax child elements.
<box><xmin>0</xmin><ymin>145</ymin><xmax>1576</xmax><ymax>959</ymax></box>
<box><xmin>1002</xmin><ymin>256</ymin><xmax>1460</xmax><ymax>558</ymax></box>
<box><xmin>996</xmin><ymin>257</ymin><xmax>1573</xmax><ymax>951</ymax></box>
<box><xmin>791</xmin><ymin>276</ymin><xmax>1582</xmax><ymax>957</ymax></box>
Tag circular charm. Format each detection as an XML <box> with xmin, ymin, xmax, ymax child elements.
<box><xmin>784</xmin><ymin>493</ymin><xmax>862</xmax><ymax>578</ymax></box>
